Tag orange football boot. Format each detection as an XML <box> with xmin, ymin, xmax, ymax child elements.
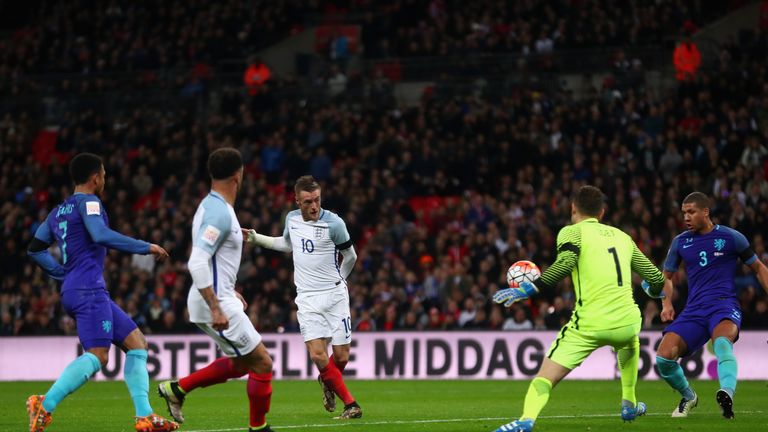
<box><xmin>26</xmin><ymin>395</ymin><xmax>52</xmax><ymax>432</ymax></box>
<box><xmin>134</xmin><ymin>413</ymin><xmax>180</xmax><ymax>432</ymax></box>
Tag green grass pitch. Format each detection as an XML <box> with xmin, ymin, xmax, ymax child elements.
<box><xmin>4</xmin><ymin>379</ymin><xmax>767</xmax><ymax>431</ymax></box>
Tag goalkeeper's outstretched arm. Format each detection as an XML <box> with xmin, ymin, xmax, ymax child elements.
<box><xmin>630</xmin><ymin>242</ymin><xmax>666</xmax><ymax>295</ymax></box>
<box><xmin>533</xmin><ymin>224</ymin><xmax>581</xmax><ymax>293</ymax></box>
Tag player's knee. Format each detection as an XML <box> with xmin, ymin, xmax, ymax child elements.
<box><xmin>656</xmin><ymin>344</ymin><xmax>678</xmax><ymax>360</ymax></box>
<box><xmin>90</xmin><ymin>350</ymin><xmax>110</xmax><ymax>367</ymax></box>
<box><xmin>244</xmin><ymin>353</ymin><xmax>272</xmax><ymax>375</ymax></box>
<box><xmin>133</xmin><ymin>333</ymin><xmax>148</xmax><ymax>350</ymax></box>
<box><xmin>121</xmin><ymin>329</ymin><xmax>148</xmax><ymax>350</ymax></box>
<box><xmin>310</xmin><ymin>351</ymin><xmax>330</xmax><ymax>368</ymax></box>
<box><xmin>256</xmin><ymin>355</ymin><xmax>273</xmax><ymax>374</ymax></box>
<box><xmin>333</xmin><ymin>351</ymin><xmax>349</xmax><ymax>368</ymax></box>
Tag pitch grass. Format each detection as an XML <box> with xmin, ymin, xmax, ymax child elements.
<box><xmin>3</xmin><ymin>379</ymin><xmax>767</xmax><ymax>431</ymax></box>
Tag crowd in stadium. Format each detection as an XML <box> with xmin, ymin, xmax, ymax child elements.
<box><xmin>355</xmin><ymin>0</ymin><xmax>729</xmax><ymax>58</ymax></box>
<box><xmin>2</xmin><ymin>0</ymin><xmax>768</xmax><ymax>339</ymax></box>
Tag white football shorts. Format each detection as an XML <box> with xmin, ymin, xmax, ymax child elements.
<box><xmin>195</xmin><ymin>308</ymin><xmax>262</xmax><ymax>358</ymax></box>
<box><xmin>295</xmin><ymin>286</ymin><xmax>352</xmax><ymax>345</ymax></box>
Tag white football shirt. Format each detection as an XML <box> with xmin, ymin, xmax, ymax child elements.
<box><xmin>283</xmin><ymin>208</ymin><xmax>351</xmax><ymax>294</ymax></box>
<box><xmin>187</xmin><ymin>191</ymin><xmax>244</xmax><ymax>322</ymax></box>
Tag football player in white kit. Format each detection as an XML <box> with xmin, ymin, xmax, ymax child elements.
<box><xmin>245</xmin><ymin>175</ymin><xmax>362</xmax><ymax>419</ymax></box>
<box><xmin>158</xmin><ymin>148</ymin><xmax>275</xmax><ymax>432</ymax></box>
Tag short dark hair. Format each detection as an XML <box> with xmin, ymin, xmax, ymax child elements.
<box><xmin>207</xmin><ymin>148</ymin><xmax>243</xmax><ymax>180</ymax></box>
<box><xmin>69</xmin><ymin>153</ymin><xmax>103</xmax><ymax>185</ymax></box>
<box><xmin>294</xmin><ymin>175</ymin><xmax>320</xmax><ymax>196</ymax></box>
<box><xmin>682</xmin><ymin>191</ymin><xmax>711</xmax><ymax>209</ymax></box>
<box><xmin>573</xmin><ymin>185</ymin><xmax>605</xmax><ymax>217</ymax></box>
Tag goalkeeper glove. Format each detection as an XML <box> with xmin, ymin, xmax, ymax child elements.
<box><xmin>641</xmin><ymin>280</ymin><xmax>665</xmax><ymax>299</ymax></box>
<box><xmin>493</xmin><ymin>281</ymin><xmax>539</xmax><ymax>307</ymax></box>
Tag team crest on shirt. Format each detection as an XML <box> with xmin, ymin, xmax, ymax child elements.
<box><xmin>314</xmin><ymin>227</ymin><xmax>325</xmax><ymax>239</ymax></box>
<box><xmin>714</xmin><ymin>239</ymin><xmax>726</xmax><ymax>251</ymax></box>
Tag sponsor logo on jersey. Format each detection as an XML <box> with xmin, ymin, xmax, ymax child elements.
<box><xmin>202</xmin><ymin>225</ymin><xmax>221</xmax><ymax>246</ymax></box>
<box><xmin>86</xmin><ymin>201</ymin><xmax>101</xmax><ymax>215</ymax></box>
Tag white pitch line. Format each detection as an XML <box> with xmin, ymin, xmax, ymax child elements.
<box><xmin>184</xmin><ymin>410</ymin><xmax>765</xmax><ymax>432</ymax></box>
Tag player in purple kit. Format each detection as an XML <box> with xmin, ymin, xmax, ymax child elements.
<box><xmin>651</xmin><ymin>192</ymin><xmax>768</xmax><ymax>419</ymax></box>
<box><xmin>26</xmin><ymin>153</ymin><xmax>179</xmax><ymax>432</ymax></box>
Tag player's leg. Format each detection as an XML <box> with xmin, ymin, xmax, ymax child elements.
<box><xmin>158</xmin><ymin>322</ymin><xmax>250</xmax><ymax>423</ymax></box>
<box><xmin>29</xmin><ymin>347</ymin><xmax>105</xmax><ymax>432</ymax></box>
<box><xmin>711</xmin><ymin>319</ymin><xmax>739</xmax><ymax>419</ymax></box>
<box><xmin>656</xmin><ymin>331</ymin><xmax>699</xmax><ymax>417</ymax></box>
<box><xmin>495</xmin><ymin>325</ymin><xmax>591</xmax><ymax>432</ymax></box>
<box><xmin>298</xmin><ymin>290</ymin><xmax>360</xmax><ymax>417</ymax></box>
<box><xmin>116</xmin><ymin>304</ymin><xmax>178</xmax><ymax>432</ymax></box>
<box><xmin>232</xmin><ymin>342</ymin><xmax>274</xmax><ymax>432</ymax></box>
<box><xmin>29</xmin><ymin>291</ymin><xmax>109</xmax><ymax>431</ymax></box>
<box><xmin>609</xmin><ymin>323</ymin><xmax>646</xmax><ymax>421</ymax></box>
<box><xmin>323</xmin><ymin>290</ymin><xmax>361</xmax><ymax>419</ymax></box>
<box><xmin>318</xmin><ymin>343</ymin><xmax>351</xmax><ymax>413</ymax></box>
<box><xmin>331</xmin><ymin>343</ymin><xmax>350</xmax><ymax>371</ymax></box>
<box><xmin>494</xmin><ymin>359</ymin><xmax>571</xmax><ymax>432</ymax></box>
<box><xmin>308</xmin><ymin>338</ymin><xmax>360</xmax><ymax>418</ymax></box>
<box><xmin>120</xmin><ymin>328</ymin><xmax>153</xmax><ymax>418</ymax></box>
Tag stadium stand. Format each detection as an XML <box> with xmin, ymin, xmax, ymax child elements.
<box><xmin>2</xmin><ymin>0</ymin><xmax>768</xmax><ymax>338</ymax></box>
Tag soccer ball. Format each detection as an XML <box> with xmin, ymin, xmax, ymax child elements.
<box><xmin>506</xmin><ymin>260</ymin><xmax>541</xmax><ymax>288</ymax></box>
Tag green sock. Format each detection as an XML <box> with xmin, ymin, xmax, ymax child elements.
<box><xmin>616</xmin><ymin>339</ymin><xmax>639</xmax><ymax>406</ymax></box>
<box><xmin>520</xmin><ymin>377</ymin><xmax>553</xmax><ymax>421</ymax></box>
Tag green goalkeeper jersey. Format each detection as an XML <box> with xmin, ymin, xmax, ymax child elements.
<box><xmin>535</xmin><ymin>218</ymin><xmax>665</xmax><ymax>331</ymax></box>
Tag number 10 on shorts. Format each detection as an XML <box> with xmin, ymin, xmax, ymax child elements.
<box><xmin>342</xmin><ymin>316</ymin><xmax>352</xmax><ymax>336</ymax></box>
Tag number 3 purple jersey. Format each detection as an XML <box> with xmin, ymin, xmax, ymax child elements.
<box><xmin>662</xmin><ymin>224</ymin><xmax>755</xmax><ymax>354</ymax></box>
<box><xmin>664</xmin><ymin>224</ymin><xmax>756</xmax><ymax>307</ymax></box>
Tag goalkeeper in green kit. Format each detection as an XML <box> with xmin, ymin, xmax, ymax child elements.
<box><xmin>491</xmin><ymin>186</ymin><xmax>674</xmax><ymax>432</ymax></box>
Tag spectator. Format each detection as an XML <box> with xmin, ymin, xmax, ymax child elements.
<box><xmin>244</xmin><ymin>57</ymin><xmax>272</xmax><ymax>96</ymax></box>
<box><xmin>326</xmin><ymin>64</ymin><xmax>348</xmax><ymax>98</ymax></box>
<box><xmin>740</xmin><ymin>135</ymin><xmax>768</xmax><ymax>170</ymax></box>
<box><xmin>131</xmin><ymin>165</ymin><xmax>153</xmax><ymax>197</ymax></box>
<box><xmin>457</xmin><ymin>298</ymin><xmax>476</xmax><ymax>327</ymax></box>
<box><xmin>3</xmin><ymin>2</ymin><xmax>768</xmax><ymax>336</ymax></box>
<box><xmin>674</xmin><ymin>35</ymin><xmax>702</xmax><ymax>82</ymax></box>
<box><xmin>502</xmin><ymin>306</ymin><xmax>533</xmax><ymax>331</ymax></box>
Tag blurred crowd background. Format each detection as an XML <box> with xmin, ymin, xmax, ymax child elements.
<box><xmin>2</xmin><ymin>0</ymin><xmax>768</xmax><ymax>339</ymax></box>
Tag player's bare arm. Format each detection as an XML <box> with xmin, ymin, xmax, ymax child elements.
<box><xmin>149</xmin><ymin>244</ymin><xmax>169</xmax><ymax>261</ymax></box>
<box><xmin>198</xmin><ymin>287</ymin><xmax>228</xmax><ymax>331</ymax></box>
<box><xmin>631</xmin><ymin>243</ymin><xmax>674</xmax><ymax>321</ymax></box>
<box><xmin>660</xmin><ymin>271</ymin><xmax>676</xmax><ymax>323</ymax></box>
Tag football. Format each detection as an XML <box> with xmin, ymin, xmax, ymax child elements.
<box><xmin>506</xmin><ymin>260</ymin><xmax>541</xmax><ymax>288</ymax></box>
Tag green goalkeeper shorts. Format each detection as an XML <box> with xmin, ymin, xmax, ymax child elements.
<box><xmin>546</xmin><ymin>321</ymin><xmax>641</xmax><ymax>370</ymax></box>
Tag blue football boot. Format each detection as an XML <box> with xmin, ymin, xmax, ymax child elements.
<box><xmin>494</xmin><ymin>418</ymin><xmax>534</xmax><ymax>432</ymax></box>
<box><xmin>621</xmin><ymin>401</ymin><xmax>647</xmax><ymax>422</ymax></box>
